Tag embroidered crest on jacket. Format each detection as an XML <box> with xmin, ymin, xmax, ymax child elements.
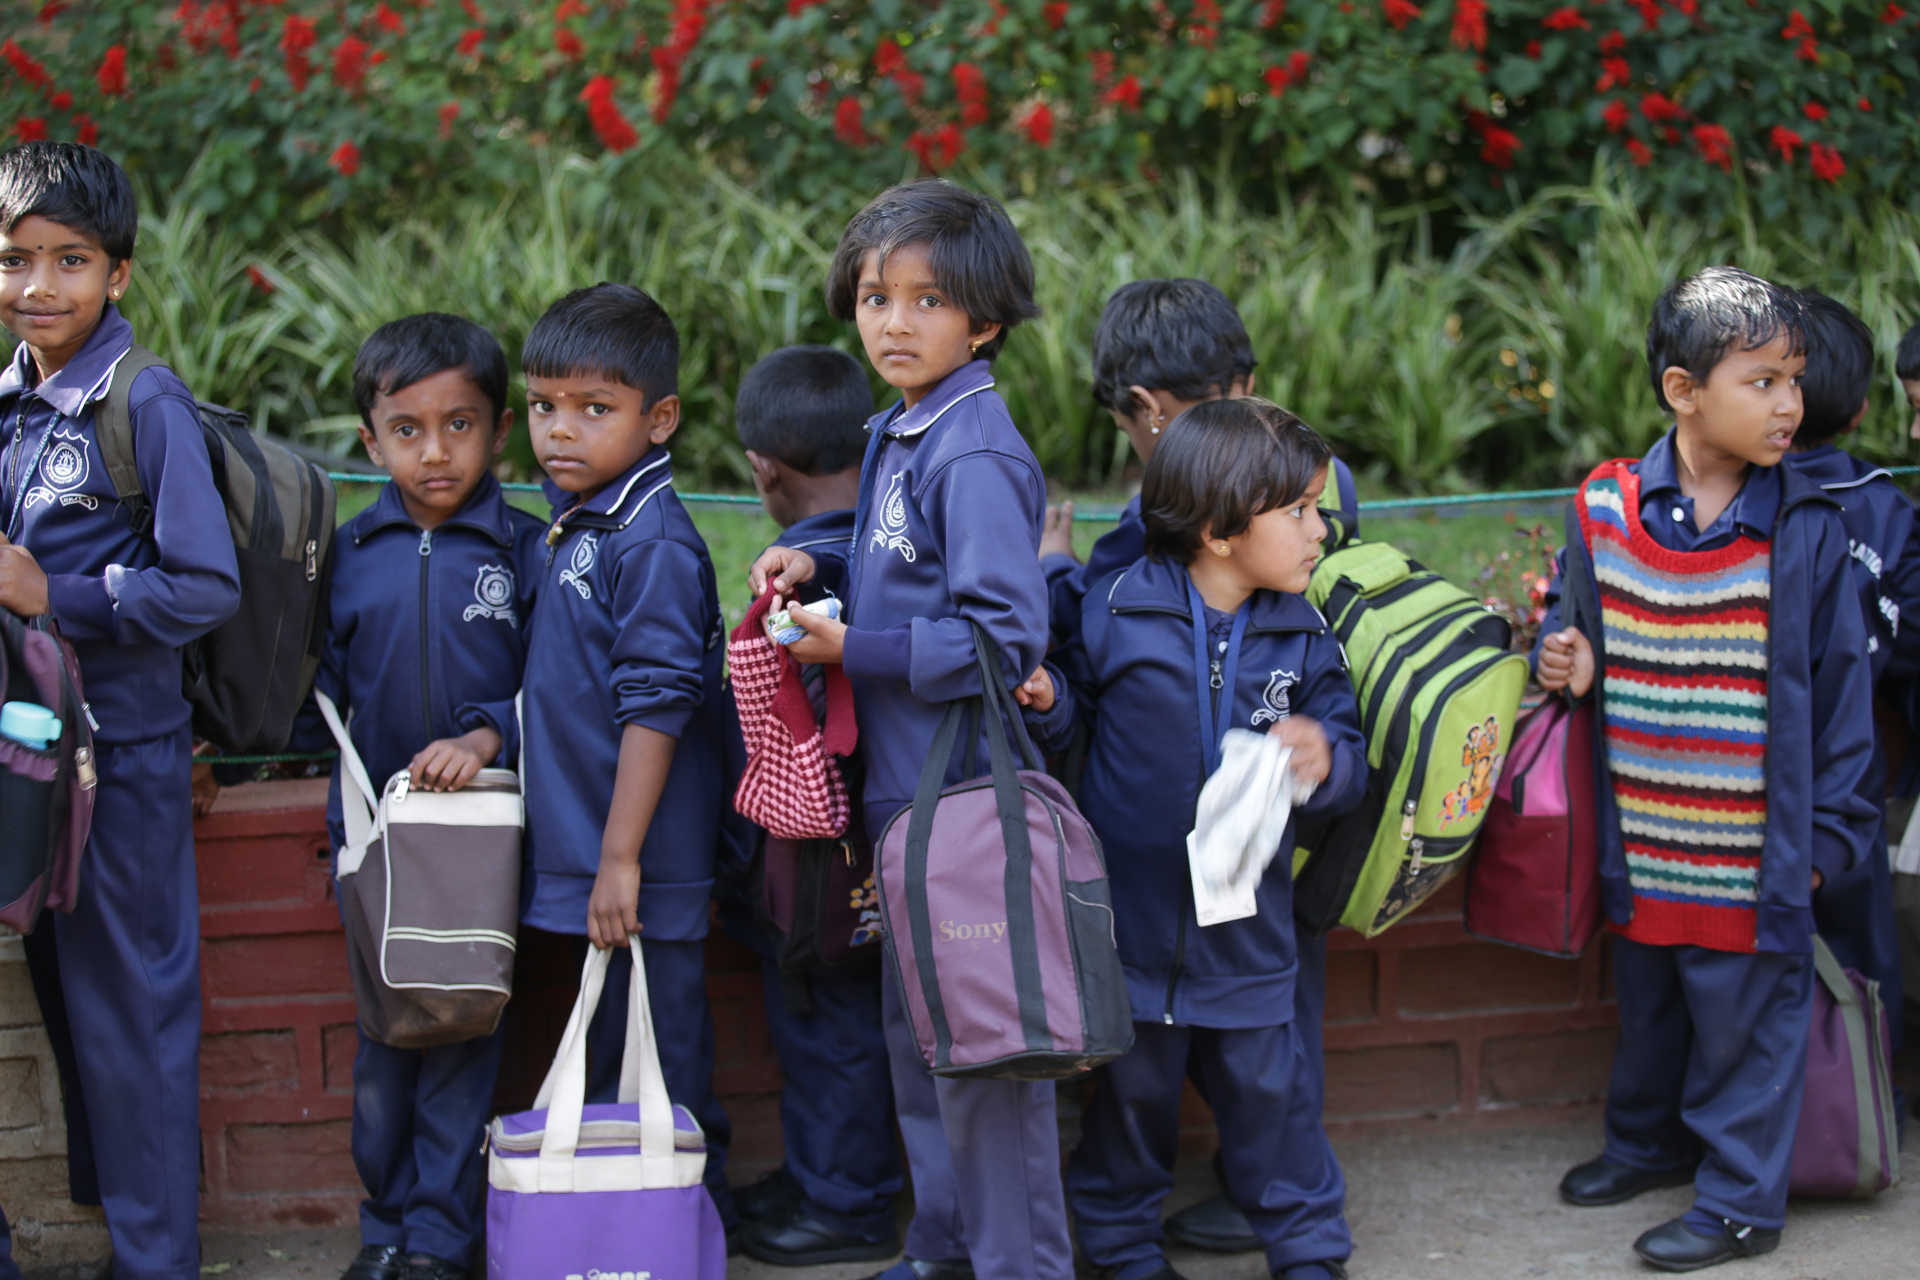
<box><xmin>869</xmin><ymin>470</ymin><xmax>917</xmax><ymax>562</ymax></box>
<box><xmin>559</xmin><ymin>532</ymin><xmax>598</xmax><ymax>600</ymax></box>
<box><xmin>27</xmin><ymin>428</ymin><xmax>97</xmax><ymax>511</ymax></box>
<box><xmin>1249</xmin><ymin>669</ymin><xmax>1297</xmax><ymax>726</ymax></box>
<box><xmin>464</xmin><ymin>564</ymin><xmax>518</xmax><ymax>624</ymax></box>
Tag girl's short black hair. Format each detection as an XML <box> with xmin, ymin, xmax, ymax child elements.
<box><xmin>1142</xmin><ymin>397</ymin><xmax>1332</xmax><ymax>564</ymax></box>
<box><xmin>523</xmin><ymin>283</ymin><xmax>678</xmax><ymax>407</ymax></box>
<box><xmin>1092</xmin><ymin>279</ymin><xmax>1257</xmax><ymax>416</ymax></box>
<box><xmin>1646</xmin><ymin>266</ymin><xmax>1804</xmax><ymax>412</ymax></box>
<box><xmin>1896</xmin><ymin>318</ymin><xmax>1920</xmax><ymax>383</ymax></box>
<box><xmin>825</xmin><ymin>180</ymin><xmax>1040</xmax><ymax>362</ymax></box>
<box><xmin>1796</xmin><ymin>291</ymin><xmax>1874</xmax><ymax>445</ymax></box>
<box><xmin>736</xmin><ymin>345</ymin><xmax>874</xmax><ymax>475</ymax></box>
<box><xmin>0</xmin><ymin>142</ymin><xmax>137</xmax><ymax>261</ymax></box>
<box><xmin>352</xmin><ymin>312</ymin><xmax>510</xmax><ymax>428</ymax></box>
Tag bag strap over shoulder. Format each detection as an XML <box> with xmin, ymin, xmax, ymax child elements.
<box><xmin>312</xmin><ymin>690</ymin><xmax>380</xmax><ymax>874</ymax></box>
<box><xmin>93</xmin><ymin>344</ymin><xmax>169</xmax><ymax>536</ymax></box>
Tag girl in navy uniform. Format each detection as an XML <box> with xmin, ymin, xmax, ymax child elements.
<box><xmin>1033</xmin><ymin>399</ymin><xmax>1366</xmax><ymax>1280</ymax></box>
<box><xmin>751</xmin><ymin>182</ymin><xmax>1063</xmax><ymax>1280</ymax></box>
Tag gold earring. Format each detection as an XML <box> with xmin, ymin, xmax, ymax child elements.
<box><xmin>1214</xmin><ymin>541</ymin><xmax>1230</xmax><ymax>556</ymax></box>
<box><xmin>970</xmin><ymin>340</ymin><xmax>982</xmax><ymax>353</ymax></box>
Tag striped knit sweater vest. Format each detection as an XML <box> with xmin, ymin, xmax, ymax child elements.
<box><xmin>1577</xmin><ymin>460</ymin><xmax>1768</xmax><ymax>954</ymax></box>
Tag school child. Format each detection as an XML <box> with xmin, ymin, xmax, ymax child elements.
<box><xmin>721</xmin><ymin>345</ymin><xmax>904</xmax><ymax>1265</ymax></box>
<box><xmin>1898</xmin><ymin>319</ymin><xmax>1920</xmax><ymax>440</ymax></box>
<box><xmin>1537</xmin><ymin>267</ymin><xmax>1878</xmax><ymax>1272</ymax></box>
<box><xmin>314</xmin><ymin>315</ymin><xmax>545</xmax><ymax>1280</ymax></box>
<box><xmin>515</xmin><ymin>283</ymin><xmax>739</xmax><ymax>1229</ymax></box>
<box><xmin>750</xmin><ymin>181</ymin><xmax>1066</xmax><ymax>1280</ymax></box>
<box><xmin>0</xmin><ymin>142</ymin><xmax>240</xmax><ymax>1280</ymax></box>
<box><xmin>1031</xmin><ymin>398</ymin><xmax>1364</xmax><ymax>1280</ymax></box>
<box><xmin>1784</xmin><ymin>291</ymin><xmax>1920</xmax><ymax>1063</ymax></box>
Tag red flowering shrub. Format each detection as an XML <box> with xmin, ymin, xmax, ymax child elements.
<box><xmin>328</xmin><ymin>140</ymin><xmax>359</xmax><ymax>176</ymax></box>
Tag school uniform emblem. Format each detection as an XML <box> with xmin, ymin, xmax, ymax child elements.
<box><xmin>559</xmin><ymin>532</ymin><xmax>598</xmax><ymax>600</ymax></box>
<box><xmin>869</xmin><ymin>470</ymin><xmax>917</xmax><ymax>562</ymax></box>
<box><xmin>1249</xmin><ymin>669</ymin><xmax>1297</xmax><ymax>726</ymax></box>
<box><xmin>463</xmin><ymin>564</ymin><xmax>518</xmax><ymax>625</ymax></box>
<box><xmin>26</xmin><ymin>428</ymin><xmax>97</xmax><ymax>511</ymax></box>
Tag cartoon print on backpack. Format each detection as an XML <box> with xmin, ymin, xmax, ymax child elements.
<box><xmin>1440</xmin><ymin>717</ymin><xmax>1504</xmax><ymax>827</ymax></box>
<box><xmin>463</xmin><ymin>564</ymin><xmax>518</xmax><ymax>625</ymax></box>
<box><xmin>558</xmin><ymin>532</ymin><xmax>597</xmax><ymax>600</ymax></box>
<box><xmin>869</xmin><ymin>470</ymin><xmax>917</xmax><ymax>562</ymax></box>
<box><xmin>25</xmin><ymin>428</ymin><xmax>97</xmax><ymax>511</ymax></box>
<box><xmin>847</xmin><ymin>874</ymin><xmax>881</xmax><ymax>949</ymax></box>
<box><xmin>1249</xmin><ymin>669</ymin><xmax>1297</xmax><ymax>727</ymax></box>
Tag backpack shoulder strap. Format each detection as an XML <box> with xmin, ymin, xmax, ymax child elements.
<box><xmin>93</xmin><ymin>344</ymin><xmax>169</xmax><ymax>535</ymax></box>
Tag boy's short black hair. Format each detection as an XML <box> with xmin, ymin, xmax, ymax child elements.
<box><xmin>1142</xmin><ymin>397</ymin><xmax>1332</xmax><ymax>564</ymax></box>
<box><xmin>825</xmin><ymin>180</ymin><xmax>1040</xmax><ymax>362</ymax></box>
<box><xmin>522</xmin><ymin>283</ymin><xmax>678</xmax><ymax>407</ymax></box>
<box><xmin>736</xmin><ymin>345</ymin><xmax>873</xmax><ymax>475</ymax></box>
<box><xmin>0</xmin><ymin>142</ymin><xmax>137</xmax><ymax>261</ymax></box>
<box><xmin>352</xmin><ymin>313</ymin><xmax>511</xmax><ymax>428</ymax></box>
<box><xmin>1796</xmin><ymin>290</ymin><xmax>1874</xmax><ymax>444</ymax></box>
<box><xmin>1896</xmin><ymin>319</ymin><xmax>1920</xmax><ymax>383</ymax></box>
<box><xmin>1646</xmin><ymin>265</ymin><xmax>1805</xmax><ymax>412</ymax></box>
<box><xmin>1092</xmin><ymin>279</ymin><xmax>1257</xmax><ymax>416</ymax></box>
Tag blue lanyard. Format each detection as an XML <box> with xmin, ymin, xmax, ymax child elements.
<box><xmin>1185</xmin><ymin>574</ymin><xmax>1249</xmax><ymax>779</ymax></box>
<box><xmin>2</xmin><ymin>401</ymin><xmax>55</xmax><ymax>543</ymax></box>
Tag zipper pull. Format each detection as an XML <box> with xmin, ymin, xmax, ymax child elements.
<box><xmin>391</xmin><ymin>773</ymin><xmax>410</xmax><ymax>804</ymax></box>
<box><xmin>842</xmin><ymin>840</ymin><xmax>854</xmax><ymax>867</ymax></box>
<box><xmin>1399</xmin><ymin>797</ymin><xmax>1418</xmax><ymax>840</ymax></box>
<box><xmin>74</xmin><ymin>746</ymin><xmax>96</xmax><ymax>791</ymax></box>
<box><xmin>304</xmin><ymin>538</ymin><xmax>318</xmax><ymax>583</ymax></box>
<box><xmin>1163</xmin><ymin>1013</ymin><xmax>1174</xmax><ymax>1025</ymax></box>
<box><xmin>418</xmin><ymin>530</ymin><xmax>432</xmax><ymax>557</ymax></box>
<box><xmin>82</xmin><ymin>701</ymin><xmax>98</xmax><ymax>732</ymax></box>
<box><xmin>1209</xmin><ymin>658</ymin><xmax>1223</xmax><ymax>690</ymax></box>
<box><xmin>1409</xmin><ymin>837</ymin><xmax>1425</xmax><ymax>875</ymax></box>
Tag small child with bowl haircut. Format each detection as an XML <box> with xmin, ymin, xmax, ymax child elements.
<box><xmin>750</xmin><ymin>180</ymin><xmax>1067</xmax><ymax>1280</ymax></box>
<box><xmin>0</xmin><ymin>142</ymin><xmax>240</xmax><ymax>1280</ymax></box>
<box><xmin>1035</xmin><ymin>398</ymin><xmax>1366</xmax><ymax>1280</ymax></box>
<box><xmin>314</xmin><ymin>314</ymin><xmax>543</xmax><ymax>1280</ymax></box>
<box><xmin>722</xmin><ymin>345</ymin><xmax>906</xmax><ymax>1265</ymax></box>
<box><xmin>516</xmin><ymin>284</ymin><xmax>738</xmax><ymax>1227</ymax></box>
<box><xmin>1537</xmin><ymin>266</ymin><xmax>1879</xmax><ymax>1272</ymax></box>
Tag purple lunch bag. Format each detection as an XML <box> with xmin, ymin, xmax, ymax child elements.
<box><xmin>0</xmin><ymin>612</ymin><xmax>95</xmax><ymax>932</ymax></box>
<box><xmin>1788</xmin><ymin>936</ymin><xmax>1900</xmax><ymax>1198</ymax></box>
<box><xmin>875</xmin><ymin>625</ymin><xmax>1132</xmax><ymax>1080</ymax></box>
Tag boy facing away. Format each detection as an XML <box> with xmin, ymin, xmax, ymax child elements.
<box><xmin>514</xmin><ymin>283</ymin><xmax>738</xmax><ymax>1228</ymax></box>
<box><xmin>313</xmin><ymin>314</ymin><xmax>545</xmax><ymax>1280</ymax></box>
<box><xmin>1536</xmin><ymin>267</ymin><xmax>1878</xmax><ymax>1273</ymax></box>
<box><xmin>0</xmin><ymin>142</ymin><xmax>240</xmax><ymax>1280</ymax></box>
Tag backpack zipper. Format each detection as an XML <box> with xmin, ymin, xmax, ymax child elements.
<box><xmin>417</xmin><ymin>529</ymin><xmax>434</xmax><ymax>741</ymax></box>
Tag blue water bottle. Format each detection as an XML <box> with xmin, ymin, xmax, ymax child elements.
<box><xmin>0</xmin><ymin>701</ymin><xmax>60</xmax><ymax>750</ymax></box>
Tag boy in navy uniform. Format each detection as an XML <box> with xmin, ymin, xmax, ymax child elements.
<box><xmin>1538</xmin><ymin>268</ymin><xmax>1878</xmax><ymax>1272</ymax></box>
<box><xmin>515</xmin><ymin>284</ymin><xmax>738</xmax><ymax>1229</ymax></box>
<box><xmin>722</xmin><ymin>345</ymin><xmax>903</xmax><ymax>1266</ymax></box>
<box><xmin>0</xmin><ymin>143</ymin><xmax>240</xmax><ymax>1280</ymax></box>
<box><xmin>313</xmin><ymin>315</ymin><xmax>545</xmax><ymax>1280</ymax></box>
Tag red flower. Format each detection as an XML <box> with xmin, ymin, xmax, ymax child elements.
<box><xmin>2</xmin><ymin>39</ymin><xmax>50</xmax><ymax>92</ymax></box>
<box><xmin>1186</xmin><ymin>0</ymin><xmax>1221</xmax><ymax>47</ymax></box>
<box><xmin>1105</xmin><ymin>73</ymin><xmax>1141</xmax><ymax>111</ymax></box>
<box><xmin>1021</xmin><ymin>101</ymin><xmax>1055</xmax><ymax>147</ymax></box>
<box><xmin>953</xmin><ymin>62</ymin><xmax>988</xmax><ymax>128</ymax></box>
<box><xmin>1802</xmin><ymin>101</ymin><xmax>1828</xmax><ymax>121</ymax></box>
<box><xmin>1089</xmin><ymin>50</ymin><xmax>1114</xmax><ymax>87</ymax></box>
<box><xmin>907</xmin><ymin>122</ymin><xmax>965</xmax><ymax>171</ymax></box>
<box><xmin>649</xmin><ymin>0</ymin><xmax>710</xmax><ymax>123</ymax></box>
<box><xmin>1859</xmin><ymin>96</ymin><xmax>1873</xmax><ymax>111</ymax></box>
<box><xmin>462</xmin><ymin>0</ymin><xmax>483</xmax><ymax>18</ymax></box>
<box><xmin>438</xmin><ymin>101</ymin><xmax>459</xmax><ymax>139</ymax></box>
<box><xmin>36</xmin><ymin>1</ymin><xmax>64</xmax><ymax>23</ymax></box>
<box><xmin>874</xmin><ymin>39</ymin><xmax>924</xmax><ymax>102</ymax></box>
<box><xmin>1769</xmin><ymin>125</ymin><xmax>1802</xmax><ymax>164</ymax></box>
<box><xmin>1690</xmin><ymin>122</ymin><xmax>1732</xmax><ymax>170</ymax></box>
<box><xmin>1525</xmin><ymin>39</ymin><xmax>1541</xmax><ymax>57</ymax></box>
<box><xmin>373</xmin><ymin>2</ymin><xmax>405</xmax><ymax>35</ymax></box>
<box><xmin>1479</xmin><ymin>124</ymin><xmax>1521</xmax><ymax>168</ymax></box>
<box><xmin>247</xmin><ymin>76</ymin><xmax>259</xmax><ymax>93</ymax></box>
<box><xmin>1542</xmin><ymin>5</ymin><xmax>1588</xmax><ymax>28</ymax></box>
<box><xmin>580</xmin><ymin>75</ymin><xmax>639</xmax><ymax>152</ymax></box>
<box><xmin>1625</xmin><ymin>137</ymin><xmax>1652</xmax><ymax>166</ymax></box>
<box><xmin>96</xmin><ymin>44</ymin><xmax>127</xmax><ymax>96</ymax></box>
<box><xmin>556</xmin><ymin>0</ymin><xmax>591</xmax><ymax>18</ymax></box>
<box><xmin>1882</xmin><ymin>3</ymin><xmax>1906</xmax><ymax>21</ymax></box>
<box><xmin>1451</xmin><ymin>0</ymin><xmax>1487</xmax><ymax>50</ymax></box>
<box><xmin>1264</xmin><ymin>64</ymin><xmax>1291</xmax><ymax>95</ymax></box>
<box><xmin>833</xmin><ymin>96</ymin><xmax>869</xmax><ymax>146</ymax></box>
<box><xmin>1598</xmin><ymin>30</ymin><xmax>1626</xmax><ymax>54</ymax></box>
<box><xmin>14</xmin><ymin>117</ymin><xmax>46</xmax><ymax>143</ymax></box>
<box><xmin>554</xmin><ymin>26</ymin><xmax>582</xmax><ymax>58</ymax></box>
<box><xmin>74</xmin><ymin>112</ymin><xmax>95</xmax><ymax>146</ymax></box>
<box><xmin>1639</xmin><ymin>91</ymin><xmax>1684</xmax><ymax>123</ymax></box>
<box><xmin>1288</xmin><ymin>49</ymin><xmax>1311</xmax><ymax>79</ymax></box>
<box><xmin>1625</xmin><ymin>0</ymin><xmax>1662</xmax><ymax>29</ymax></box>
<box><xmin>1780</xmin><ymin>10</ymin><xmax>1818</xmax><ymax>59</ymax></box>
<box><xmin>1595</xmin><ymin>56</ymin><xmax>1631</xmax><ymax>92</ymax></box>
<box><xmin>787</xmin><ymin>0</ymin><xmax>828</xmax><ymax>13</ymax></box>
<box><xmin>370</xmin><ymin>51</ymin><xmax>387</xmax><ymax>65</ymax></box>
<box><xmin>1808</xmin><ymin>141</ymin><xmax>1844</xmax><ymax>181</ymax></box>
<box><xmin>246</xmin><ymin>265</ymin><xmax>274</xmax><ymax>295</ymax></box>
<box><xmin>176</xmin><ymin>0</ymin><xmax>244</xmax><ymax>59</ymax></box>
<box><xmin>456</xmin><ymin>28</ymin><xmax>484</xmax><ymax>57</ymax></box>
<box><xmin>1260</xmin><ymin>0</ymin><xmax>1287</xmax><ymax>26</ymax></box>
<box><xmin>48</xmin><ymin>90</ymin><xmax>69</xmax><ymax>110</ymax></box>
<box><xmin>329</xmin><ymin>141</ymin><xmax>360</xmax><ymax>176</ymax></box>
<box><xmin>333</xmin><ymin>36</ymin><xmax>369</xmax><ymax>93</ymax></box>
<box><xmin>1043</xmin><ymin>1</ymin><xmax>1069</xmax><ymax>29</ymax></box>
<box><xmin>1382</xmin><ymin>0</ymin><xmax>1421</xmax><ymax>30</ymax></box>
<box><xmin>1601</xmin><ymin>99</ymin><xmax>1630</xmax><ymax>133</ymax></box>
<box><xmin>282</xmin><ymin>15</ymin><xmax>317</xmax><ymax>91</ymax></box>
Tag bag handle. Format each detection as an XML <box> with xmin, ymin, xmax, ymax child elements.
<box><xmin>531</xmin><ymin>936</ymin><xmax>678</xmax><ymax>1190</ymax></box>
<box><xmin>1810</xmin><ymin>935</ymin><xmax>1886</xmax><ymax>1197</ymax></box>
<box><xmin>312</xmin><ymin>690</ymin><xmax>380</xmax><ymax>874</ymax></box>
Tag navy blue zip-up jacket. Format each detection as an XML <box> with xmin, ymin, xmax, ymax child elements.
<box><xmin>780</xmin><ymin>506</ymin><xmax>857</xmax><ymax>604</ymax></box>
<box><xmin>1785</xmin><ymin>444</ymin><xmax>1920</xmax><ymax>686</ymax></box>
<box><xmin>1041</xmin><ymin>556</ymin><xmax>1367</xmax><ymax>1028</ymax></box>
<box><xmin>840</xmin><ymin>361</ymin><xmax>1051</xmax><ymax>837</ymax></box>
<box><xmin>310</xmin><ymin>474</ymin><xmax>545</xmax><ymax>855</ymax></box>
<box><xmin>1533</xmin><ymin>440</ymin><xmax>1879</xmax><ymax>954</ymax></box>
<box><xmin>519</xmin><ymin>447</ymin><xmax>730</xmax><ymax>939</ymax></box>
<box><xmin>0</xmin><ymin>306</ymin><xmax>239</xmax><ymax>744</ymax></box>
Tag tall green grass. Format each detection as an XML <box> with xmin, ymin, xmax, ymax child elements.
<box><xmin>98</xmin><ymin>158</ymin><xmax>1920</xmax><ymax>493</ymax></box>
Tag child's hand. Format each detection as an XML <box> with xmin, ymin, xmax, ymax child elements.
<box><xmin>749</xmin><ymin>547</ymin><xmax>818</xmax><ymax>597</ymax></box>
<box><xmin>1039</xmin><ymin>501</ymin><xmax>1077</xmax><ymax>562</ymax></box>
<box><xmin>409</xmin><ymin>726</ymin><xmax>503</xmax><ymax>792</ymax></box>
<box><xmin>1014</xmin><ymin>665</ymin><xmax>1055</xmax><ymax>712</ymax></box>
<box><xmin>1270</xmin><ymin>715</ymin><xmax>1332</xmax><ymax>785</ymax></box>
<box><xmin>1537</xmin><ymin>627</ymin><xmax>1594</xmax><ymax>698</ymax></box>
<box><xmin>587</xmin><ymin>858</ymin><xmax>642</xmax><ymax>950</ymax></box>
<box><xmin>191</xmin><ymin>762</ymin><xmax>221</xmax><ymax>818</ymax></box>
<box><xmin>782</xmin><ymin>599</ymin><xmax>847</xmax><ymax>665</ymax></box>
<box><xmin>0</xmin><ymin>532</ymin><xmax>49</xmax><ymax>618</ymax></box>
<box><xmin>1812</xmin><ymin>869</ymin><xmax>1824</xmax><ymax>892</ymax></box>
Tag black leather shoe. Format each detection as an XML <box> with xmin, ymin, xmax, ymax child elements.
<box><xmin>1165</xmin><ymin>1194</ymin><xmax>1262</xmax><ymax>1253</ymax></box>
<box><xmin>859</xmin><ymin>1259</ymin><xmax>976</xmax><ymax>1280</ymax></box>
<box><xmin>343</xmin><ymin>1246</ymin><xmax>404</xmax><ymax>1280</ymax></box>
<box><xmin>745</xmin><ymin>1203</ymin><xmax>902</xmax><ymax>1267</ymax></box>
<box><xmin>735</xmin><ymin>1164</ymin><xmax>805</xmax><ymax>1224</ymax></box>
<box><xmin>1558</xmin><ymin>1155</ymin><xmax>1696</xmax><ymax>1206</ymax></box>
<box><xmin>1274</xmin><ymin>1264</ymin><xmax>1348</xmax><ymax>1280</ymax></box>
<box><xmin>399</xmin><ymin>1255</ymin><xmax>469</xmax><ymax>1280</ymax></box>
<box><xmin>1103</xmin><ymin>1264</ymin><xmax>1188</xmax><ymax>1280</ymax></box>
<box><xmin>1632</xmin><ymin>1217</ymin><xmax>1781</xmax><ymax>1272</ymax></box>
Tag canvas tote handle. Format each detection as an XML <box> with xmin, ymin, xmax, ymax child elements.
<box><xmin>1810</xmin><ymin>935</ymin><xmax>1890</xmax><ymax>1198</ymax></box>
<box><xmin>312</xmin><ymin>690</ymin><xmax>380</xmax><ymax>876</ymax></box>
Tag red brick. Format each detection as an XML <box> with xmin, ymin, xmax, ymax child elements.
<box><xmin>223</xmin><ymin>1120</ymin><xmax>358</xmax><ymax>1193</ymax></box>
<box><xmin>1397</xmin><ymin>943</ymin><xmax>1581</xmax><ymax>1015</ymax></box>
<box><xmin>201</xmin><ymin>1031</ymin><xmax>297</xmax><ymax>1096</ymax></box>
<box><xmin>1326</xmin><ymin>951</ymin><xmax>1376</xmax><ymax>1024</ymax></box>
<box><xmin>1480</xmin><ymin>1028</ymin><xmax>1617</xmax><ymax>1105</ymax></box>
<box><xmin>197</xmin><ymin>833</ymin><xmax>329</xmax><ymax>908</ymax></box>
<box><xmin>322</xmin><ymin>1024</ymin><xmax>357</xmax><ymax>1094</ymax></box>
<box><xmin>203</xmin><ymin>933</ymin><xmax>351</xmax><ymax>1001</ymax></box>
<box><xmin>1325</xmin><ymin>1043</ymin><xmax>1459</xmax><ymax>1118</ymax></box>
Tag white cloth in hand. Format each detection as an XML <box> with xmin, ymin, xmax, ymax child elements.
<box><xmin>1186</xmin><ymin>728</ymin><xmax>1317</xmax><ymax>927</ymax></box>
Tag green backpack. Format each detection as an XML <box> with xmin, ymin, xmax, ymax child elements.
<box><xmin>1293</xmin><ymin>540</ymin><xmax>1528</xmax><ymax>937</ymax></box>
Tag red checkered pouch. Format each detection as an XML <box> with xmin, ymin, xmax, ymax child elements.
<box><xmin>729</xmin><ymin>590</ymin><xmax>858</xmax><ymax>840</ymax></box>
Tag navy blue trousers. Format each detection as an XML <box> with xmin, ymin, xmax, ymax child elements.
<box><xmin>579</xmin><ymin>936</ymin><xmax>735</xmax><ymax>1228</ymax></box>
<box><xmin>1814</xmin><ymin>828</ymin><xmax>1904</xmax><ymax>1055</ymax></box>
<box><xmin>23</xmin><ymin>732</ymin><xmax>201</xmax><ymax>1280</ymax></box>
<box><xmin>1068</xmin><ymin>936</ymin><xmax>1350</xmax><ymax>1276</ymax></box>
<box><xmin>881</xmin><ymin>966</ymin><xmax>1074</xmax><ymax>1280</ymax></box>
<box><xmin>0</xmin><ymin>1206</ymin><xmax>18</xmax><ymax>1280</ymax></box>
<box><xmin>350</xmin><ymin>1024</ymin><xmax>504</xmax><ymax>1267</ymax></box>
<box><xmin>1603</xmin><ymin>938</ymin><xmax>1814</xmax><ymax>1231</ymax></box>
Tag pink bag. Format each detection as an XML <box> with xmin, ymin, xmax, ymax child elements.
<box><xmin>0</xmin><ymin>612</ymin><xmax>95</xmax><ymax>932</ymax></box>
<box><xmin>729</xmin><ymin>589</ymin><xmax>857</xmax><ymax>840</ymax></box>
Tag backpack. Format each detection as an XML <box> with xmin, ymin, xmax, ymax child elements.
<box><xmin>1292</xmin><ymin>540</ymin><xmax>1528</xmax><ymax>937</ymax></box>
<box><xmin>1790</xmin><ymin>936</ymin><xmax>1901</xmax><ymax>1198</ymax></box>
<box><xmin>98</xmin><ymin>346</ymin><xmax>336</xmax><ymax>753</ymax></box>
<box><xmin>0</xmin><ymin>613</ymin><xmax>94</xmax><ymax>931</ymax></box>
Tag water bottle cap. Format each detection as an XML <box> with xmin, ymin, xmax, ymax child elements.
<box><xmin>0</xmin><ymin>701</ymin><xmax>60</xmax><ymax>750</ymax></box>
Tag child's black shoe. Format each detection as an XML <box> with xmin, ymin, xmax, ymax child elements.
<box><xmin>1632</xmin><ymin>1217</ymin><xmax>1780</xmax><ymax>1272</ymax></box>
<box><xmin>399</xmin><ymin>1253</ymin><xmax>470</xmax><ymax>1280</ymax></box>
<box><xmin>735</xmin><ymin>1163</ymin><xmax>805</xmax><ymax>1224</ymax></box>
<box><xmin>743</xmin><ymin>1202</ymin><xmax>901</xmax><ymax>1267</ymax></box>
<box><xmin>1165</xmin><ymin>1193</ymin><xmax>1261</xmax><ymax>1252</ymax></box>
<box><xmin>341</xmin><ymin>1245</ymin><xmax>403</xmax><ymax>1280</ymax></box>
<box><xmin>1558</xmin><ymin>1154</ymin><xmax>1696</xmax><ymax>1206</ymax></box>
